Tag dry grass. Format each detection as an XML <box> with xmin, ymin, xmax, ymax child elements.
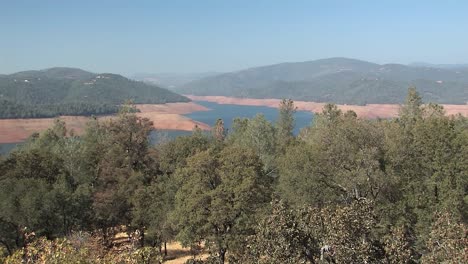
<box><xmin>110</xmin><ymin>232</ymin><xmax>208</xmax><ymax>264</ymax></box>
<box><xmin>164</xmin><ymin>242</ymin><xmax>208</xmax><ymax>264</ymax></box>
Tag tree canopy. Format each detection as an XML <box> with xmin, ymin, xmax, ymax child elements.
<box><xmin>1</xmin><ymin>88</ymin><xmax>467</xmax><ymax>263</ymax></box>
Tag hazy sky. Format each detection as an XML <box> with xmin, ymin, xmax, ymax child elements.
<box><xmin>2</xmin><ymin>0</ymin><xmax>468</xmax><ymax>75</ymax></box>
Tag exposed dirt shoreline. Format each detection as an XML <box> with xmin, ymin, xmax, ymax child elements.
<box><xmin>0</xmin><ymin>102</ymin><xmax>211</xmax><ymax>144</ymax></box>
<box><xmin>2</xmin><ymin>97</ymin><xmax>467</xmax><ymax>144</ymax></box>
<box><xmin>186</xmin><ymin>95</ymin><xmax>468</xmax><ymax>119</ymax></box>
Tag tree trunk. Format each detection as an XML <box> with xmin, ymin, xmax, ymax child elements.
<box><xmin>164</xmin><ymin>241</ymin><xmax>167</xmax><ymax>256</ymax></box>
<box><xmin>103</xmin><ymin>228</ymin><xmax>112</xmax><ymax>248</ymax></box>
<box><xmin>140</xmin><ymin>231</ymin><xmax>145</xmax><ymax>247</ymax></box>
<box><xmin>219</xmin><ymin>248</ymin><xmax>226</xmax><ymax>264</ymax></box>
<box><xmin>15</xmin><ymin>227</ymin><xmax>21</xmax><ymax>248</ymax></box>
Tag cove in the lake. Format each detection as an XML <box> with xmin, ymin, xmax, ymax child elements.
<box><xmin>0</xmin><ymin>101</ymin><xmax>314</xmax><ymax>154</ymax></box>
<box><xmin>183</xmin><ymin>101</ymin><xmax>314</xmax><ymax>134</ymax></box>
<box><xmin>148</xmin><ymin>101</ymin><xmax>314</xmax><ymax>145</ymax></box>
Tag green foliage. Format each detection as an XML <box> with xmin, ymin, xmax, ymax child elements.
<box><xmin>279</xmin><ymin>103</ymin><xmax>387</xmax><ymax>206</ymax></box>
<box><xmin>177</xmin><ymin>58</ymin><xmax>468</xmax><ymax>104</ymax></box>
<box><xmin>382</xmin><ymin>226</ymin><xmax>416</xmax><ymax>263</ymax></box>
<box><xmin>421</xmin><ymin>212</ymin><xmax>468</xmax><ymax>263</ymax></box>
<box><xmin>89</xmin><ymin>112</ymin><xmax>155</xmax><ymax>231</ymax></box>
<box><xmin>385</xmin><ymin>94</ymin><xmax>468</xmax><ymax>247</ymax></box>
<box><xmin>0</xmin><ymin>99</ymin><xmax>120</xmax><ymax>118</ymax></box>
<box><xmin>243</xmin><ymin>199</ymin><xmax>380</xmax><ymax>263</ymax></box>
<box><xmin>246</xmin><ymin>200</ymin><xmax>321</xmax><ymax>263</ymax></box>
<box><xmin>228</xmin><ymin>114</ymin><xmax>277</xmax><ymax>174</ymax></box>
<box><xmin>0</xmin><ymin>68</ymin><xmax>189</xmax><ymax>118</ymax></box>
<box><xmin>399</xmin><ymin>87</ymin><xmax>423</xmax><ymax>124</ymax></box>
<box><xmin>211</xmin><ymin>119</ymin><xmax>226</xmax><ymax>142</ymax></box>
<box><xmin>158</xmin><ymin>131</ymin><xmax>211</xmax><ymax>175</ymax></box>
<box><xmin>145</xmin><ymin>131</ymin><xmax>212</xmax><ymax>250</ymax></box>
<box><xmin>0</xmin><ymin>88</ymin><xmax>467</xmax><ymax>263</ymax></box>
<box><xmin>275</xmin><ymin>99</ymin><xmax>296</xmax><ymax>150</ymax></box>
<box><xmin>101</xmin><ymin>246</ymin><xmax>163</xmax><ymax>264</ymax></box>
<box><xmin>4</xmin><ymin>236</ymin><xmax>163</xmax><ymax>264</ymax></box>
<box><xmin>172</xmin><ymin>145</ymin><xmax>271</xmax><ymax>263</ymax></box>
<box><xmin>276</xmin><ymin>143</ymin><xmax>323</xmax><ymax>206</ymax></box>
<box><xmin>5</xmin><ymin>237</ymin><xmax>90</xmax><ymax>264</ymax></box>
<box><xmin>0</xmin><ymin>111</ymin><xmax>156</xmax><ymax>254</ymax></box>
<box><xmin>0</xmin><ymin>120</ymin><xmax>94</xmax><ymax>252</ymax></box>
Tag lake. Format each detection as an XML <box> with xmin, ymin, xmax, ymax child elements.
<box><xmin>0</xmin><ymin>101</ymin><xmax>314</xmax><ymax>154</ymax></box>
<box><xmin>184</xmin><ymin>101</ymin><xmax>314</xmax><ymax>134</ymax></box>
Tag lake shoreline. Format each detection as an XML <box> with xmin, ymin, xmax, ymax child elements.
<box><xmin>2</xmin><ymin>96</ymin><xmax>467</xmax><ymax>144</ymax></box>
<box><xmin>0</xmin><ymin>102</ymin><xmax>211</xmax><ymax>144</ymax></box>
<box><xmin>186</xmin><ymin>95</ymin><xmax>468</xmax><ymax>119</ymax></box>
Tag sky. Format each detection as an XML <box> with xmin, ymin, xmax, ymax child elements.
<box><xmin>1</xmin><ymin>0</ymin><xmax>468</xmax><ymax>75</ymax></box>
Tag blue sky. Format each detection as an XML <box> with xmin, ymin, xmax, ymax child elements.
<box><xmin>1</xmin><ymin>0</ymin><xmax>468</xmax><ymax>75</ymax></box>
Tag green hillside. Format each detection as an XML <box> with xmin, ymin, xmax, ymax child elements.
<box><xmin>0</xmin><ymin>68</ymin><xmax>189</xmax><ymax>118</ymax></box>
<box><xmin>178</xmin><ymin>58</ymin><xmax>468</xmax><ymax>104</ymax></box>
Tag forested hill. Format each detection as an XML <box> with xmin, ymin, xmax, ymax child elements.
<box><xmin>178</xmin><ymin>58</ymin><xmax>468</xmax><ymax>105</ymax></box>
<box><xmin>0</xmin><ymin>67</ymin><xmax>189</xmax><ymax>118</ymax></box>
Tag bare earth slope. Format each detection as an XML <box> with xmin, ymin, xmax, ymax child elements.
<box><xmin>0</xmin><ymin>102</ymin><xmax>210</xmax><ymax>143</ymax></box>
<box><xmin>186</xmin><ymin>95</ymin><xmax>468</xmax><ymax>119</ymax></box>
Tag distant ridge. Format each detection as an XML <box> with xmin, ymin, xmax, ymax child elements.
<box><xmin>0</xmin><ymin>67</ymin><xmax>189</xmax><ymax>118</ymax></box>
<box><xmin>132</xmin><ymin>72</ymin><xmax>221</xmax><ymax>89</ymax></box>
<box><xmin>408</xmin><ymin>62</ymin><xmax>468</xmax><ymax>69</ymax></box>
<box><xmin>177</xmin><ymin>58</ymin><xmax>468</xmax><ymax>105</ymax></box>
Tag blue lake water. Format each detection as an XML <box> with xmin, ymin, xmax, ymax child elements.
<box><xmin>184</xmin><ymin>101</ymin><xmax>314</xmax><ymax>134</ymax></box>
<box><xmin>0</xmin><ymin>142</ymin><xmax>21</xmax><ymax>155</ymax></box>
<box><xmin>0</xmin><ymin>101</ymin><xmax>314</xmax><ymax>154</ymax></box>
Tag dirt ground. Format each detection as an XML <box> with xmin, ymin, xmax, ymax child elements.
<box><xmin>0</xmin><ymin>102</ymin><xmax>211</xmax><ymax>144</ymax></box>
<box><xmin>164</xmin><ymin>242</ymin><xmax>208</xmax><ymax>264</ymax></box>
<box><xmin>186</xmin><ymin>95</ymin><xmax>468</xmax><ymax>119</ymax></box>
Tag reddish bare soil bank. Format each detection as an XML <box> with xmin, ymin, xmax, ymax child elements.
<box><xmin>186</xmin><ymin>95</ymin><xmax>468</xmax><ymax>119</ymax></box>
<box><xmin>0</xmin><ymin>102</ymin><xmax>211</xmax><ymax>143</ymax></box>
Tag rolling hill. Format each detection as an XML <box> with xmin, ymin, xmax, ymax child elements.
<box><xmin>177</xmin><ymin>58</ymin><xmax>468</xmax><ymax>105</ymax></box>
<box><xmin>0</xmin><ymin>68</ymin><xmax>189</xmax><ymax>118</ymax></box>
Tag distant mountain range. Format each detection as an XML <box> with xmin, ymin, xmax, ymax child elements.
<box><xmin>0</xmin><ymin>67</ymin><xmax>189</xmax><ymax>118</ymax></box>
<box><xmin>132</xmin><ymin>72</ymin><xmax>220</xmax><ymax>89</ymax></box>
<box><xmin>408</xmin><ymin>62</ymin><xmax>468</xmax><ymax>69</ymax></box>
<box><xmin>176</xmin><ymin>58</ymin><xmax>468</xmax><ymax>105</ymax></box>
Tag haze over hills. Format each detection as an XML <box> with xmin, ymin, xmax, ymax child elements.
<box><xmin>177</xmin><ymin>58</ymin><xmax>468</xmax><ymax>105</ymax></box>
<box><xmin>132</xmin><ymin>72</ymin><xmax>221</xmax><ymax>89</ymax></box>
<box><xmin>408</xmin><ymin>62</ymin><xmax>468</xmax><ymax>69</ymax></box>
<box><xmin>0</xmin><ymin>67</ymin><xmax>189</xmax><ymax>118</ymax></box>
